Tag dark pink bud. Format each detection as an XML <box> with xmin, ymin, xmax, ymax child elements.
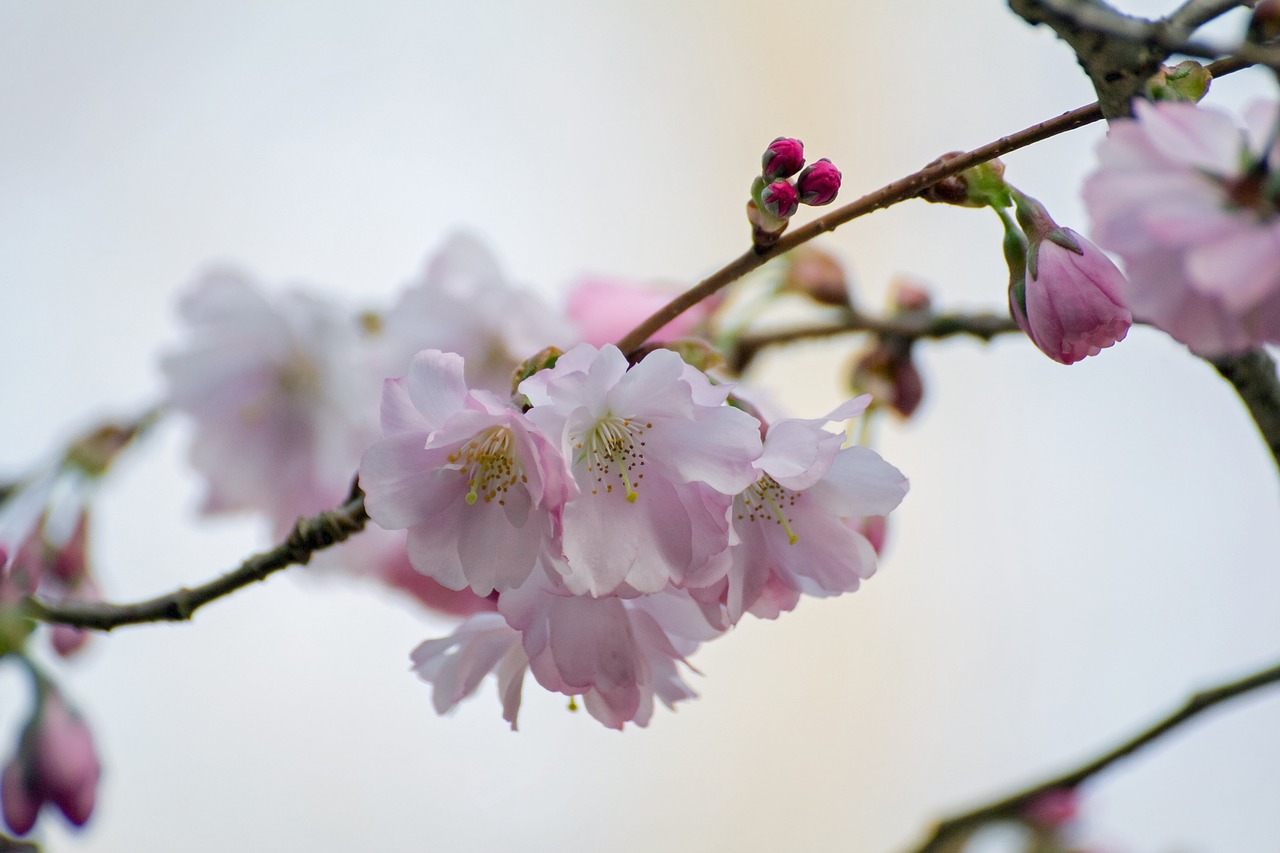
<box><xmin>50</xmin><ymin>512</ymin><xmax>88</xmax><ymax>585</ymax></box>
<box><xmin>762</xmin><ymin>137</ymin><xmax>805</xmax><ymax>180</ymax></box>
<box><xmin>760</xmin><ymin>180</ymin><xmax>799</xmax><ymax>219</ymax></box>
<box><xmin>796</xmin><ymin>158</ymin><xmax>842</xmax><ymax>206</ymax></box>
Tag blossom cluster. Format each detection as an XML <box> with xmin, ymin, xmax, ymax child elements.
<box><xmin>366</xmin><ymin>344</ymin><xmax>907</xmax><ymax>728</ymax></box>
<box><xmin>158</xmin><ymin>234</ymin><xmax>907</xmax><ymax>729</ymax></box>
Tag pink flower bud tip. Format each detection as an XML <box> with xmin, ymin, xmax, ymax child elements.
<box><xmin>1021</xmin><ymin>229</ymin><xmax>1132</xmax><ymax>365</ymax></box>
<box><xmin>760</xmin><ymin>180</ymin><xmax>799</xmax><ymax>219</ymax></box>
<box><xmin>762</xmin><ymin>137</ymin><xmax>805</xmax><ymax>180</ymax></box>
<box><xmin>1022</xmin><ymin>788</ymin><xmax>1080</xmax><ymax>828</ymax></box>
<box><xmin>797</xmin><ymin>158</ymin><xmax>841</xmax><ymax>206</ymax></box>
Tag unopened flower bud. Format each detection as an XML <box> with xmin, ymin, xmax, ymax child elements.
<box><xmin>1012</xmin><ymin>191</ymin><xmax>1132</xmax><ymax>364</ymax></box>
<box><xmin>889</xmin><ymin>277</ymin><xmax>932</xmax><ymax>313</ymax></box>
<box><xmin>760</xmin><ymin>180</ymin><xmax>799</xmax><ymax>218</ymax></box>
<box><xmin>852</xmin><ymin>340</ymin><xmax>924</xmax><ymax>419</ymax></box>
<box><xmin>796</xmin><ymin>159</ymin><xmax>841</xmax><ymax>206</ymax></box>
<box><xmin>782</xmin><ymin>249</ymin><xmax>851</xmax><ymax>308</ymax></box>
<box><xmin>761</xmin><ymin>137</ymin><xmax>805</xmax><ymax>180</ymax></box>
<box><xmin>1145</xmin><ymin>60</ymin><xmax>1211</xmax><ymax>103</ymax></box>
<box><xmin>919</xmin><ymin>153</ymin><xmax>1009</xmax><ymax>207</ymax></box>
<box><xmin>1022</xmin><ymin>788</ymin><xmax>1080</xmax><ymax>829</ymax></box>
<box><xmin>510</xmin><ymin>346</ymin><xmax>563</xmax><ymax>398</ymax></box>
<box><xmin>1250</xmin><ymin>0</ymin><xmax>1280</xmax><ymax>42</ymax></box>
<box><xmin>2</xmin><ymin>687</ymin><xmax>100</xmax><ymax>835</ymax></box>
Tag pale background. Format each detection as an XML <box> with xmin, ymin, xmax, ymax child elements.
<box><xmin>2</xmin><ymin>2</ymin><xmax>1279</xmax><ymax>851</ymax></box>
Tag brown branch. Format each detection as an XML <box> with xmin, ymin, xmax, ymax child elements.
<box><xmin>730</xmin><ymin>310</ymin><xmax>1020</xmax><ymax>373</ymax></box>
<box><xmin>904</xmin><ymin>655</ymin><xmax>1280</xmax><ymax>853</ymax></box>
<box><xmin>616</xmin><ymin>56</ymin><xmax>1247</xmax><ymax>357</ymax></box>
<box><xmin>1210</xmin><ymin>349</ymin><xmax>1280</xmax><ymax>473</ymax></box>
<box><xmin>23</xmin><ymin>489</ymin><xmax>369</xmax><ymax>631</ymax></box>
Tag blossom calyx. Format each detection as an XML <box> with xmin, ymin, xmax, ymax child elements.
<box><xmin>919</xmin><ymin>154</ymin><xmax>1009</xmax><ymax>208</ymax></box>
<box><xmin>1145</xmin><ymin>61</ymin><xmax>1211</xmax><ymax>103</ymax></box>
<box><xmin>796</xmin><ymin>158</ymin><xmax>842</xmax><ymax>206</ymax></box>
<box><xmin>761</xmin><ymin>137</ymin><xmax>805</xmax><ymax>181</ymax></box>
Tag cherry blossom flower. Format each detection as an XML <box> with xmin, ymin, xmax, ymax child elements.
<box><xmin>520</xmin><ymin>344</ymin><xmax>762</xmax><ymax>596</ymax></box>
<box><xmin>705</xmin><ymin>397</ymin><xmax>909</xmax><ymax>624</ymax></box>
<box><xmin>1084</xmin><ymin>99</ymin><xmax>1280</xmax><ymax>355</ymax></box>
<box><xmin>1</xmin><ymin>686</ymin><xmax>100</xmax><ymax>835</ymax></box>
<box><xmin>161</xmin><ymin>270</ymin><xmax>377</xmax><ymax>534</ymax></box>
<box><xmin>360</xmin><ymin>349</ymin><xmax>575</xmax><ymax>596</ymax></box>
<box><xmin>371</xmin><ymin>232</ymin><xmax>572</xmax><ymax>396</ymax></box>
<box><xmin>410</xmin><ymin>612</ymin><xmax>529</xmax><ymax>729</ymax></box>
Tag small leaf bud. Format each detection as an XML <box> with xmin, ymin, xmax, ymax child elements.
<box><xmin>919</xmin><ymin>153</ymin><xmax>1009</xmax><ymax>208</ymax></box>
<box><xmin>1145</xmin><ymin>61</ymin><xmax>1211</xmax><ymax>103</ymax></box>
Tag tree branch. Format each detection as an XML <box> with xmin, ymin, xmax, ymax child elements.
<box><xmin>903</xmin><ymin>655</ymin><xmax>1280</xmax><ymax>853</ymax></box>
<box><xmin>23</xmin><ymin>489</ymin><xmax>369</xmax><ymax>631</ymax></box>
<box><xmin>1209</xmin><ymin>349</ymin><xmax>1280</xmax><ymax>473</ymax></box>
<box><xmin>1168</xmin><ymin>0</ymin><xmax>1255</xmax><ymax>33</ymax></box>
<box><xmin>615</xmin><ymin>55</ymin><xmax>1246</xmax><ymax>358</ymax></box>
<box><xmin>729</xmin><ymin>310</ymin><xmax>1020</xmax><ymax>373</ymax></box>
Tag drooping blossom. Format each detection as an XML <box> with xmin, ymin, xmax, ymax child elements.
<box><xmin>1</xmin><ymin>686</ymin><xmax>100</xmax><ymax>835</ymax></box>
<box><xmin>1009</xmin><ymin>192</ymin><xmax>1132</xmax><ymax>365</ymax></box>
<box><xmin>360</xmin><ymin>349</ymin><xmax>575</xmax><ymax>596</ymax></box>
<box><xmin>1084</xmin><ymin>99</ymin><xmax>1280</xmax><ymax>355</ymax></box>
<box><xmin>161</xmin><ymin>271</ymin><xmax>378</xmax><ymax>534</ymax></box>
<box><xmin>412</xmin><ymin>570</ymin><xmax>716</xmax><ymax>730</ymax></box>
<box><xmin>566</xmin><ymin>278</ymin><xmax>716</xmax><ymax>348</ymax></box>
<box><xmin>520</xmin><ymin>344</ymin><xmax>762</xmax><ymax>596</ymax></box>
<box><xmin>370</xmin><ymin>232</ymin><xmax>573</xmax><ymax>396</ymax></box>
<box><xmin>703</xmin><ymin>397</ymin><xmax>909</xmax><ymax>624</ymax></box>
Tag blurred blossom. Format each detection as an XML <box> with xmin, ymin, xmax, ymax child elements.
<box><xmin>161</xmin><ymin>270</ymin><xmax>377</xmax><ymax>535</ymax></box>
<box><xmin>566</xmin><ymin>277</ymin><xmax>715</xmax><ymax>347</ymax></box>
<box><xmin>1085</xmin><ymin>99</ymin><xmax>1280</xmax><ymax>355</ymax></box>
<box><xmin>370</xmin><ymin>232</ymin><xmax>572</xmax><ymax>396</ymax></box>
<box><xmin>781</xmin><ymin>248</ymin><xmax>852</xmax><ymax>308</ymax></box>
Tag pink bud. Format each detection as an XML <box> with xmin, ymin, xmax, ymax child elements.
<box><xmin>1024</xmin><ymin>229</ymin><xmax>1132</xmax><ymax>364</ymax></box>
<box><xmin>49</xmin><ymin>512</ymin><xmax>88</xmax><ymax>585</ymax></box>
<box><xmin>760</xmin><ymin>180</ymin><xmax>799</xmax><ymax>219</ymax></box>
<box><xmin>1022</xmin><ymin>788</ymin><xmax>1080</xmax><ymax>828</ymax></box>
<box><xmin>890</xmin><ymin>277</ymin><xmax>933</xmax><ymax>313</ymax></box>
<box><xmin>796</xmin><ymin>158</ymin><xmax>842</xmax><ymax>205</ymax></box>
<box><xmin>761</xmin><ymin>137</ymin><xmax>805</xmax><ymax>180</ymax></box>
<box><xmin>2</xmin><ymin>689</ymin><xmax>101</xmax><ymax>835</ymax></box>
<box><xmin>51</xmin><ymin>625</ymin><xmax>90</xmax><ymax>658</ymax></box>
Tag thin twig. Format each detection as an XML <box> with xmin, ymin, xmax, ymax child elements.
<box><xmin>730</xmin><ymin>311</ymin><xmax>1020</xmax><ymax>372</ymax></box>
<box><xmin>1168</xmin><ymin>0</ymin><xmax>1255</xmax><ymax>33</ymax></box>
<box><xmin>23</xmin><ymin>489</ymin><xmax>369</xmax><ymax>631</ymax></box>
<box><xmin>903</xmin><ymin>655</ymin><xmax>1280</xmax><ymax>853</ymax></box>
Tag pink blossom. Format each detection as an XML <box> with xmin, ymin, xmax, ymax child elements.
<box><xmin>371</xmin><ymin>232</ymin><xmax>572</xmax><ymax>396</ymax></box>
<box><xmin>498</xmin><ymin>571</ymin><xmax>716</xmax><ymax>729</ymax></box>
<box><xmin>410</xmin><ymin>612</ymin><xmax>529</xmax><ymax>729</ymax></box>
<box><xmin>1084</xmin><ymin>99</ymin><xmax>1280</xmax><ymax>355</ymax></box>
<box><xmin>2</xmin><ymin>688</ymin><xmax>100</xmax><ymax>835</ymax></box>
<box><xmin>520</xmin><ymin>344</ymin><xmax>762</xmax><ymax>596</ymax></box>
<box><xmin>566</xmin><ymin>278</ymin><xmax>714</xmax><ymax>348</ymax></box>
<box><xmin>709</xmin><ymin>397</ymin><xmax>909</xmax><ymax>624</ymax></box>
<box><xmin>360</xmin><ymin>349</ymin><xmax>575</xmax><ymax>596</ymax></box>
<box><xmin>162</xmin><ymin>271</ymin><xmax>378</xmax><ymax>534</ymax></box>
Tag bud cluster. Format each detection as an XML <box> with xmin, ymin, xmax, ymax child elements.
<box><xmin>747</xmin><ymin>137</ymin><xmax>843</xmax><ymax>249</ymax></box>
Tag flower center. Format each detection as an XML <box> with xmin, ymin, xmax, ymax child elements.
<box><xmin>447</xmin><ymin>426</ymin><xmax>524</xmax><ymax>506</ymax></box>
<box><xmin>737</xmin><ymin>476</ymin><xmax>799</xmax><ymax>544</ymax></box>
<box><xmin>575</xmin><ymin>415</ymin><xmax>650</xmax><ymax>503</ymax></box>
